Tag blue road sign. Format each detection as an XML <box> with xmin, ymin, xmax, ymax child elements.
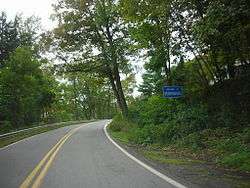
<box><xmin>163</xmin><ymin>86</ymin><xmax>183</xmax><ymax>98</ymax></box>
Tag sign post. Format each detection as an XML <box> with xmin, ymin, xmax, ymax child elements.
<box><xmin>163</xmin><ymin>86</ymin><xmax>183</xmax><ymax>98</ymax></box>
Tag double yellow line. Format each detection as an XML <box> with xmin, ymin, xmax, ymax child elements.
<box><xmin>20</xmin><ymin>126</ymin><xmax>82</xmax><ymax>188</ymax></box>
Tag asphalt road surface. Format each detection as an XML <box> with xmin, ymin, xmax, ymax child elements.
<box><xmin>0</xmin><ymin>120</ymin><xmax>180</xmax><ymax>188</ymax></box>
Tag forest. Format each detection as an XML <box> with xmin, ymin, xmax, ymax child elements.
<box><xmin>0</xmin><ymin>0</ymin><xmax>250</xmax><ymax>172</ymax></box>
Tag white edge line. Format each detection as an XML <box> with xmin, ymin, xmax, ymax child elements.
<box><xmin>104</xmin><ymin>123</ymin><xmax>187</xmax><ymax>188</ymax></box>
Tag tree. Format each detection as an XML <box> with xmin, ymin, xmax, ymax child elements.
<box><xmin>192</xmin><ymin>0</ymin><xmax>250</xmax><ymax>81</ymax></box>
<box><xmin>0</xmin><ymin>47</ymin><xmax>55</xmax><ymax>127</ymax></box>
<box><xmin>0</xmin><ymin>12</ymin><xmax>41</xmax><ymax>68</ymax></box>
<box><xmin>120</xmin><ymin>0</ymin><xmax>180</xmax><ymax>83</ymax></box>
<box><xmin>0</xmin><ymin>12</ymin><xmax>19</xmax><ymax>65</ymax></box>
<box><xmin>48</xmin><ymin>72</ymin><xmax>116</xmax><ymax>121</ymax></box>
<box><xmin>50</xmin><ymin>0</ymin><xmax>133</xmax><ymax>116</ymax></box>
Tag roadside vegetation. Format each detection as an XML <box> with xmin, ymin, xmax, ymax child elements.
<box><xmin>0</xmin><ymin>0</ymin><xmax>249</xmax><ymax>179</ymax></box>
<box><xmin>106</xmin><ymin>0</ymin><xmax>250</xmax><ymax>174</ymax></box>
<box><xmin>109</xmin><ymin>92</ymin><xmax>250</xmax><ymax>172</ymax></box>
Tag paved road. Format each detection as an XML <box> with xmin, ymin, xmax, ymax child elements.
<box><xmin>0</xmin><ymin>120</ymin><xmax>177</xmax><ymax>188</ymax></box>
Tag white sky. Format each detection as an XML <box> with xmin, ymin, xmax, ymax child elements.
<box><xmin>0</xmin><ymin>0</ymin><xmax>56</xmax><ymax>30</ymax></box>
<box><xmin>0</xmin><ymin>0</ymin><xmax>144</xmax><ymax>95</ymax></box>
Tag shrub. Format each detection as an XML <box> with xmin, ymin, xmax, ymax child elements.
<box><xmin>173</xmin><ymin>103</ymin><xmax>209</xmax><ymax>132</ymax></box>
<box><xmin>0</xmin><ymin>121</ymin><xmax>13</xmax><ymax>134</ymax></box>
<box><xmin>127</xmin><ymin>99</ymin><xmax>210</xmax><ymax>145</ymax></box>
<box><xmin>216</xmin><ymin>138</ymin><xmax>248</xmax><ymax>154</ymax></box>
<box><xmin>128</xmin><ymin>96</ymin><xmax>182</xmax><ymax>126</ymax></box>
<box><xmin>176</xmin><ymin>132</ymin><xmax>204</xmax><ymax>150</ymax></box>
<box><xmin>109</xmin><ymin>114</ymin><xmax>134</xmax><ymax>132</ymax></box>
<box><xmin>125</xmin><ymin>124</ymin><xmax>169</xmax><ymax>145</ymax></box>
<box><xmin>220</xmin><ymin>152</ymin><xmax>250</xmax><ymax>172</ymax></box>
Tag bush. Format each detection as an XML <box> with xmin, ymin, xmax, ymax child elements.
<box><xmin>129</xmin><ymin>96</ymin><xmax>209</xmax><ymax>129</ymax></box>
<box><xmin>128</xmin><ymin>124</ymin><xmax>167</xmax><ymax>145</ymax></box>
<box><xmin>220</xmin><ymin>152</ymin><xmax>250</xmax><ymax>172</ymax></box>
<box><xmin>109</xmin><ymin>114</ymin><xmax>134</xmax><ymax>132</ymax></box>
<box><xmin>216</xmin><ymin>137</ymin><xmax>248</xmax><ymax>154</ymax></box>
<box><xmin>126</xmin><ymin>97</ymin><xmax>210</xmax><ymax>145</ymax></box>
<box><xmin>110</xmin><ymin>93</ymin><xmax>250</xmax><ymax>172</ymax></box>
<box><xmin>176</xmin><ymin>132</ymin><xmax>204</xmax><ymax>150</ymax></box>
<box><xmin>0</xmin><ymin>121</ymin><xmax>13</xmax><ymax>134</ymax></box>
<box><xmin>128</xmin><ymin>96</ymin><xmax>182</xmax><ymax>126</ymax></box>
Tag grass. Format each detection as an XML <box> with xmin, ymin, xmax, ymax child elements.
<box><xmin>108</xmin><ymin>125</ymin><xmax>202</xmax><ymax>166</ymax></box>
<box><xmin>0</xmin><ymin>120</ymin><xmax>94</xmax><ymax>148</ymax></box>
<box><xmin>108</xmin><ymin>120</ymin><xmax>250</xmax><ymax>171</ymax></box>
<box><xmin>141</xmin><ymin>150</ymin><xmax>197</xmax><ymax>165</ymax></box>
<box><xmin>108</xmin><ymin>130</ymin><xmax>131</xmax><ymax>144</ymax></box>
<box><xmin>108</xmin><ymin>122</ymin><xmax>250</xmax><ymax>188</ymax></box>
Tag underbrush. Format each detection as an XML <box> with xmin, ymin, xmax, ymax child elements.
<box><xmin>109</xmin><ymin>95</ymin><xmax>250</xmax><ymax>172</ymax></box>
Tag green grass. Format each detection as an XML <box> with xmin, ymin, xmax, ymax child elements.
<box><xmin>141</xmin><ymin>150</ymin><xmax>196</xmax><ymax>165</ymax></box>
<box><xmin>108</xmin><ymin>129</ymin><xmax>131</xmax><ymax>144</ymax></box>
<box><xmin>108</xmin><ymin>125</ymin><xmax>202</xmax><ymax>165</ymax></box>
<box><xmin>108</xmin><ymin>117</ymin><xmax>250</xmax><ymax>173</ymax></box>
<box><xmin>0</xmin><ymin>120</ymin><xmax>94</xmax><ymax>148</ymax></box>
<box><xmin>220</xmin><ymin>152</ymin><xmax>250</xmax><ymax>172</ymax></box>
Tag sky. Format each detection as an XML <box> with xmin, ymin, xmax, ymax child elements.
<box><xmin>0</xmin><ymin>0</ymin><xmax>56</xmax><ymax>30</ymax></box>
<box><xmin>0</xmin><ymin>0</ymin><xmax>144</xmax><ymax>95</ymax></box>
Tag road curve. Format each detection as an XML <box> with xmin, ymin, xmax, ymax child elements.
<box><xmin>0</xmin><ymin>120</ymin><xmax>178</xmax><ymax>188</ymax></box>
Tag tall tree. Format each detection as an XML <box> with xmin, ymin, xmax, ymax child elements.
<box><xmin>50</xmin><ymin>0</ymin><xmax>132</xmax><ymax>116</ymax></box>
<box><xmin>0</xmin><ymin>12</ymin><xmax>41</xmax><ymax>67</ymax></box>
<box><xmin>120</xmin><ymin>0</ymin><xmax>176</xmax><ymax>83</ymax></box>
<box><xmin>0</xmin><ymin>12</ymin><xmax>19</xmax><ymax>66</ymax></box>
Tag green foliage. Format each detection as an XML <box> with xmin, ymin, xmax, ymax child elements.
<box><xmin>128</xmin><ymin>96</ymin><xmax>179</xmax><ymax>126</ymax></box>
<box><xmin>110</xmin><ymin>93</ymin><xmax>250</xmax><ymax>172</ymax></box>
<box><xmin>0</xmin><ymin>121</ymin><xmax>12</xmax><ymax>134</ymax></box>
<box><xmin>241</xmin><ymin>128</ymin><xmax>250</xmax><ymax>143</ymax></box>
<box><xmin>109</xmin><ymin>114</ymin><xmax>133</xmax><ymax>132</ymax></box>
<box><xmin>129</xmin><ymin>124</ymin><xmax>167</xmax><ymax>145</ymax></box>
<box><xmin>119</xmin><ymin>96</ymin><xmax>209</xmax><ymax>145</ymax></box>
<box><xmin>129</xmin><ymin>95</ymin><xmax>208</xmax><ymax>128</ymax></box>
<box><xmin>0</xmin><ymin>47</ymin><xmax>56</xmax><ymax>127</ymax></box>
<box><xmin>52</xmin><ymin>0</ymin><xmax>132</xmax><ymax>116</ymax></box>
<box><xmin>216</xmin><ymin>138</ymin><xmax>248</xmax><ymax>154</ymax></box>
<box><xmin>176</xmin><ymin>132</ymin><xmax>203</xmax><ymax>151</ymax></box>
<box><xmin>220</xmin><ymin>152</ymin><xmax>250</xmax><ymax>172</ymax></box>
<box><xmin>0</xmin><ymin>12</ymin><xmax>19</xmax><ymax>64</ymax></box>
<box><xmin>0</xmin><ymin>12</ymin><xmax>40</xmax><ymax>66</ymax></box>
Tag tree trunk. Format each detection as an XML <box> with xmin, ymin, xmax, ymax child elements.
<box><xmin>105</xmin><ymin>20</ymin><xmax>128</xmax><ymax>116</ymax></box>
<box><xmin>107</xmin><ymin>68</ymin><xmax>128</xmax><ymax>116</ymax></box>
<box><xmin>113</xmin><ymin>63</ymin><xmax>128</xmax><ymax>116</ymax></box>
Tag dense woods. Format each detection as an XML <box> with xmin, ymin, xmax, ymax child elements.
<box><xmin>0</xmin><ymin>0</ymin><xmax>249</xmax><ymax>172</ymax></box>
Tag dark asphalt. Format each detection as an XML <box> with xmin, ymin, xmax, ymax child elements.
<box><xmin>0</xmin><ymin>120</ymin><xmax>175</xmax><ymax>188</ymax></box>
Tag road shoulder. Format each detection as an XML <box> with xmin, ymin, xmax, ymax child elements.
<box><xmin>107</xmin><ymin>125</ymin><xmax>250</xmax><ymax>188</ymax></box>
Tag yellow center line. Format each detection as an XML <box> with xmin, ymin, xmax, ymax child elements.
<box><xmin>31</xmin><ymin>133</ymin><xmax>73</xmax><ymax>188</ymax></box>
<box><xmin>19</xmin><ymin>126</ymin><xmax>82</xmax><ymax>188</ymax></box>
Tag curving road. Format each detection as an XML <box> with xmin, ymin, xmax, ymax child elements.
<box><xmin>0</xmin><ymin>120</ymin><xmax>181</xmax><ymax>188</ymax></box>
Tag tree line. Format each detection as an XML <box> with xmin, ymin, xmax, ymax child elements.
<box><xmin>46</xmin><ymin>0</ymin><xmax>249</xmax><ymax>116</ymax></box>
<box><xmin>0</xmin><ymin>0</ymin><xmax>249</xmax><ymax>132</ymax></box>
<box><xmin>0</xmin><ymin>12</ymin><xmax>117</xmax><ymax>131</ymax></box>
